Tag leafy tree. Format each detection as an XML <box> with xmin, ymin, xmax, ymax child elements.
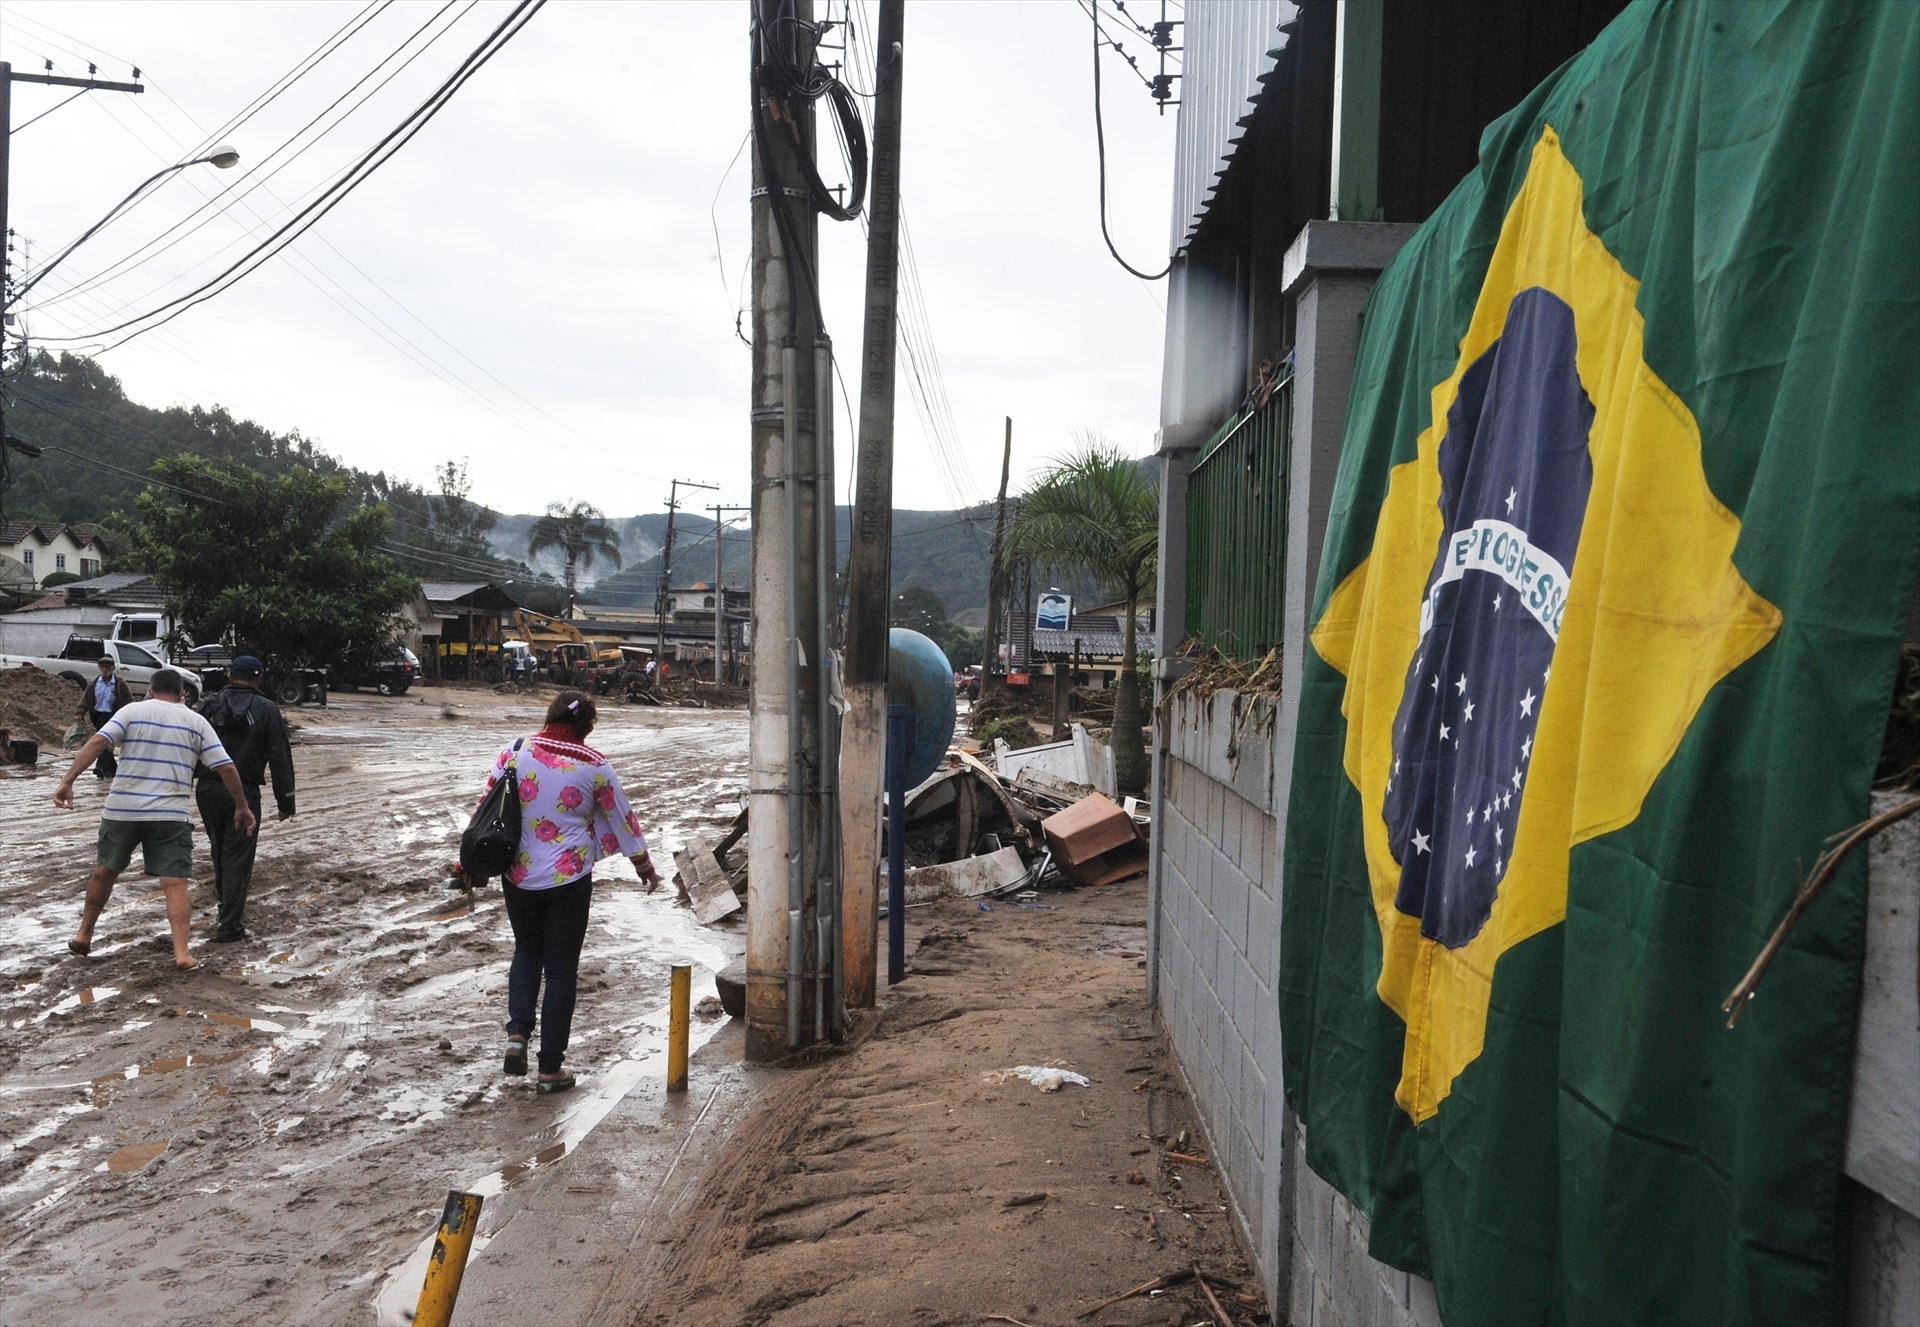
<box><xmin>128</xmin><ymin>455</ymin><xmax>418</xmax><ymax>672</ymax></box>
<box><xmin>890</xmin><ymin>584</ymin><xmax>952</xmax><ymax>640</ymax></box>
<box><xmin>944</xmin><ymin>626</ymin><xmax>983</xmax><ymax>669</ymax></box>
<box><xmin>427</xmin><ymin>459</ymin><xmax>498</xmax><ymax>562</ymax></box>
<box><xmin>526</xmin><ymin>500</ymin><xmax>621</xmax><ymax>615</ymax></box>
<box><xmin>1007</xmin><ymin>440</ymin><xmax>1158</xmax><ymax>793</ymax></box>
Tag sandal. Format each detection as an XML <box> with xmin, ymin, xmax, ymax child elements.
<box><xmin>67</xmin><ymin>939</ymin><xmax>90</xmax><ymax>958</ymax></box>
<box><xmin>536</xmin><ymin>1072</ymin><xmax>576</xmax><ymax>1094</ymax></box>
<box><xmin>503</xmin><ymin>1035</ymin><xmax>528</xmax><ymax>1077</ymax></box>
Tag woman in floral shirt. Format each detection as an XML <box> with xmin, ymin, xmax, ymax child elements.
<box><xmin>482</xmin><ymin>691</ymin><xmax>659</xmax><ymax>1092</ymax></box>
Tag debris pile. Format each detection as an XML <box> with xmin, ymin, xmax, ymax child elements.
<box><xmin>0</xmin><ymin>666</ymin><xmax>84</xmax><ymax>752</ymax></box>
<box><xmin>673</xmin><ymin>723</ymin><xmax>1152</xmax><ymax>925</ymax></box>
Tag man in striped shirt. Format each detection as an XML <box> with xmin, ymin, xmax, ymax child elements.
<box><xmin>53</xmin><ymin>668</ymin><xmax>256</xmax><ymax>972</ymax></box>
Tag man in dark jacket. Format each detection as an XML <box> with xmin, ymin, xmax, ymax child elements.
<box><xmin>78</xmin><ymin>657</ymin><xmax>133</xmax><ymax>778</ymax></box>
<box><xmin>195</xmin><ymin>656</ymin><xmax>295</xmax><ymax>942</ymax></box>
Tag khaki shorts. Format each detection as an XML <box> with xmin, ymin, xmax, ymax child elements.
<box><xmin>97</xmin><ymin>819</ymin><xmax>193</xmax><ymax>878</ymax></box>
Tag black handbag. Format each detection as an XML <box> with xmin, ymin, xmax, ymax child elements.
<box><xmin>459</xmin><ymin>740</ymin><xmax>524</xmax><ymax>883</ymax></box>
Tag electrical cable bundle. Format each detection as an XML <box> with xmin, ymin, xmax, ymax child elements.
<box><xmin>754</xmin><ymin>5</ymin><xmax>868</xmax><ymax>224</ymax></box>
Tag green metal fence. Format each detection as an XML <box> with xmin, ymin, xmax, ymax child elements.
<box><xmin>1185</xmin><ymin>377</ymin><xmax>1290</xmax><ymax>661</ymax></box>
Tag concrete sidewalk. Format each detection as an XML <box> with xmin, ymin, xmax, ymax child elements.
<box><xmin>428</xmin><ymin>879</ymin><xmax>1268</xmax><ymax>1327</ymax></box>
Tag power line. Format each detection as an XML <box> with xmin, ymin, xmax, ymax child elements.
<box><xmin>33</xmin><ymin>2</ymin><xmax>469</xmax><ymax>314</ymax></box>
<box><xmin>1087</xmin><ymin>0</ymin><xmax>1171</xmax><ymax>281</ymax></box>
<box><xmin>33</xmin><ymin>0</ymin><xmax>546</xmax><ymax>350</ymax></box>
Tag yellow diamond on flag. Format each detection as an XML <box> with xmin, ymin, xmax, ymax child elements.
<box><xmin>1309</xmin><ymin>127</ymin><xmax>1781</xmax><ymax>1124</ymax></box>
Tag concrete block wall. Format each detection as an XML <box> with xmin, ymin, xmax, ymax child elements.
<box><xmin>1846</xmin><ymin>793</ymin><xmax>1920</xmax><ymax>1325</ymax></box>
<box><xmin>1153</xmin><ymin>688</ymin><xmax>1284</xmax><ymax>1305</ymax></box>
<box><xmin>1287</xmin><ymin>1128</ymin><xmax>1441</xmax><ymax>1327</ymax></box>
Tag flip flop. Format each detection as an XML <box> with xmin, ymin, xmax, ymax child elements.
<box><xmin>503</xmin><ymin>1035</ymin><xmax>528</xmax><ymax>1077</ymax></box>
<box><xmin>175</xmin><ymin>958</ymin><xmax>200</xmax><ymax>973</ymax></box>
<box><xmin>67</xmin><ymin>939</ymin><xmax>90</xmax><ymax>958</ymax></box>
<box><xmin>536</xmin><ymin>1072</ymin><xmax>576</xmax><ymax>1094</ymax></box>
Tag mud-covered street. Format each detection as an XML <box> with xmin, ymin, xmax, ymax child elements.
<box><xmin>0</xmin><ymin>688</ymin><xmax>747</xmax><ymax>1326</ymax></box>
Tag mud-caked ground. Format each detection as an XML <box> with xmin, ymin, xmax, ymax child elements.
<box><xmin>0</xmin><ymin>686</ymin><xmax>746</xmax><ymax>1325</ymax></box>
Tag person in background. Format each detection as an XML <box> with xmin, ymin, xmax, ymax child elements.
<box><xmin>78</xmin><ymin>656</ymin><xmax>132</xmax><ymax>779</ymax></box>
<box><xmin>195</xmin><ymin>656</ymin><xmax>296</xmax><ymax>943</ymax></box>
<box><xmin>53</xmin><ymin>668</ymin><xmax>254</xmax><ymax>971</ymax></box>
<box><xmin>481</xmin><ymin>690</ymin><xmax>658</xmax><ymax>1093</ymax></box>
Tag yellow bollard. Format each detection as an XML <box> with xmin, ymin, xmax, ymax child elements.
<box><xmin>667</xmin><ymin>963</ymin><xmax>691</xmax><ymax>1092</ymax></box>
<box><xmin>413</xmin><ymin>1190</ymin><xmax>484</xmax><ymax>1327</ymax></box>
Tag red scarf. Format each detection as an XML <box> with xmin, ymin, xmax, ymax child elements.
<box><xmin>533</xmin><ymin>724</ymin><xmax>604</xmax><ymax>762</ymax></box>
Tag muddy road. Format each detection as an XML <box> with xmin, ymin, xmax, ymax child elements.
<box><xmin>0</xmin><ymin>688</ymin><xmax>747</xmax><ymax>1325</ymax></box>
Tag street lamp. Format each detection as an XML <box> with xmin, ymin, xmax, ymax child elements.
<box><xmin>6</xmin><ymin>146</ymin><xmax>240</xmax><ymax>309</ymax></box>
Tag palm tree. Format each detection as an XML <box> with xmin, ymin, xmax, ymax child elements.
<box><xmin>526</xmin><ymin>501</ymin><xmax>622</xmax><ymax>616</ymax></box>
<box><xmin>1007</xmin><ymin>440</ymin><xmax>1158</xmax><ymax>794</ymax></box>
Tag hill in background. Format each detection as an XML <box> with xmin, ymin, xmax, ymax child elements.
<box><xmin>8</xmin><ymin>351</ymin><xmax>1128</xmax><ymax>624</ymax></box>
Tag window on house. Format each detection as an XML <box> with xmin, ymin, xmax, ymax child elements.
<box><xmin>20</xmin><ymin>550</ymin><xmax>31</xmax><ymax>573</ymax></box>
<box><xmin>54</xmin><ymin>554</ymin><xmax>66</xmax><ymax>571</ymax></box>
<box><xmin>80</xmin><ymin>558</ymin><xmax>98</xmax><ymax>577</ymax></box>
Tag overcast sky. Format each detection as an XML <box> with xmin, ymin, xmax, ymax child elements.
<box><xmin>1</xmin><ymin>0</ymin><xmax>1178</xmax><ymax>521</ymax></box>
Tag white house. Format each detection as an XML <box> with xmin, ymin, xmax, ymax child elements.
<box><xmin>0</xmin><ymin>523</ymin><xmax>107</xmax><ymax>587</ymax></box>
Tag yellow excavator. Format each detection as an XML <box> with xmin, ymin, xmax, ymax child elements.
<box><xmin>510</xmin><ymin>609</ymin><xmax>630</xmax><ymax>685</ymax></box>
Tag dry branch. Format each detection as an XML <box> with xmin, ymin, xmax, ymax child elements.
<box><xmin>1722</xmin><ymin>793</ymin><xmax>1920</xmax><ymax>1026</ymax></box>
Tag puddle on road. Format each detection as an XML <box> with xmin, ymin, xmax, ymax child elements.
<box><xmin>372</xmin><ymin>960</ymin><xmax>730</xmax><ymax>1327</ymax></box>
<box><xmin>91</xmin><ymin>1049</ymin><xmax>245</xmax><ymax>1084</ymax></box>
<box><xmin>32</xmin><ymin>986</ymin><xmax>120</xmax><ymax>1024</ymax></box>
<box><xmin>193</xmin><ymin>1010</ymin><xmax>288</xmax><ymax>1033</ymax></box>
<box><xmin>104</xmin><ymin>1140</ymin><xmax>166</xmax><ymax>1174</ymax></box>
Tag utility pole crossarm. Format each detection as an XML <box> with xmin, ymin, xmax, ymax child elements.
<box><xmin>8</xmin><ymin>72</ymin><xmax>143</xmax><ymax>93</ymax></box>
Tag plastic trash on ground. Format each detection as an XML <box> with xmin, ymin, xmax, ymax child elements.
<box><xmin>984</xmin><ymin>1065</ymin><xmax>1092</xmax><ymax>1092</ymax></box>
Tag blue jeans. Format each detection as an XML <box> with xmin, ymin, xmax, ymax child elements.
<box><xmin>502</xmin><ymin>874</ymin><xmax>593</xmax><ymax>1074</ymax></box>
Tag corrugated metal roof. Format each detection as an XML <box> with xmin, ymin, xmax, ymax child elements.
<box><xmin>1169</xmin><ymin>0</ymin><xmax>1297</xmax><ymax>253</ymax></box>
<box><xmin>418</xmin><ymin>580</ymin><xmax>491</xmax><ymax>601</ymax></box>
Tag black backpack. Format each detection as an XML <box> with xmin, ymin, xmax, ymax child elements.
<box><xmin>459</xmin><ymin>741</ymin><xmax>524</xmax><ymax>884</ymax></box>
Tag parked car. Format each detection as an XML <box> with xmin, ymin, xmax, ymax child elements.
<box><xmin>333</xmin><ymin>647</ymin><xmax>417</xmax><ymax>695</ymax></box>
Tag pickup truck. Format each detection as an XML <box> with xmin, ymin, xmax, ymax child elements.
<box><xmin>0</xmin><ymin>636</ymin><xmax>205</xmax><ymax>703</ymax></box>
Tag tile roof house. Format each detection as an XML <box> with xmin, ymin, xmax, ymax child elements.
<box><xmin>0</xmin><ymin>523</ymin><xmax>108</xmax><ymax>588</ymax></box>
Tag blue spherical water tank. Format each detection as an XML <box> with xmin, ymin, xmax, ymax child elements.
<box><xmin>888</xmin><ymin>628</ymin><xmax>956</xmax><ymax>789</ymax></box>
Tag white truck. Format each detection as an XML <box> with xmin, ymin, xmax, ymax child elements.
<box><xmin>0</xmin><ymin>635</ymin><xmax>205</xmax><ymax>702</ymax></box>
<box><xmin>0</xmin><ymin>610</ymin><xmax>172</xmax><ymax>661</ymax></box>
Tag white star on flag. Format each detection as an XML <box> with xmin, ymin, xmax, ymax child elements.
<box><xmin>1522</xmin><ymin>735</ymin><xmax>1532</xmax><ymax>759</ymax></box>
<box><xmin>1463</xmin><ymin>699</ymin><xmax>1476</xmax><ymax>721</ymax></box>
<box><xmin>1430</xmin><ymin>674</ymin><xmax>1439</xmax><ymax>692</ymax></box>
<box><xmin>1464</xmin><ymin>846</ymin><xmax>1478</xmax><ymax>867</ymax></box>
<box><xmin>1412</xmin><ymin>829</ymin><xmax>1430</xmax><ymax>855</ymax></box>
<box><xmin>1495</xmin><ymin>824</ymin><xmax>1503</xmax><ymax>844</ymax></box>
<box><xmin>1439</xmin><ymin>722</ymin><xmax>1451</xmax><ymax>741</ymax></box>
<box><xmin>1493</xmin><ymin>593</ymin><xmax>1502</xmax><ymax>611</ymax></box>
<box><xmin>1519</xmin><ymin>689</ymin><xmax>1537</xmax><ymax>717</ymax></box>
<box><xmin>1456</xmin><ymin>673</ymin><xmax>1469</xmax><ymax>695</ymax></box>
<box><xmin>1512</xmin><ymin>767</ymin><xmax>1524</xmax><ymax>788</ymax></box>
<box><xmin>1505</xmin><ymin>486</ymin><xmax>1517</xmax><ymax>514</ymax></box>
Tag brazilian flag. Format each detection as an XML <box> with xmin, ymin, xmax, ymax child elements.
<box><xmin>1278</xmin><ymin>1</ymin><xmax>1919</xmax><ymax>1323</ymax></box>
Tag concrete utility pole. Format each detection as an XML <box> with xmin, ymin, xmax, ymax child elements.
<box><xmin>981</xmin><ymin>417</ymin><xmax>1013</xmax><ymax>696</ymax></box>
<box><xmin>746</xmin><ymin>0</ymin><xmax>834</xmax><ymax>1059</ymax></box>
<box><xmin>655</xmin><ymin>477</ymin><xmax>717</xmax><ymax>662</ymax></box>
<box><xmin>711</xmin><ymin>505</ymin><xmax>749</xmax><ymax>681</ymax></box>
<box><xmin>838</xmin><ymin>0</ymin><xmax>905</xmax><ymax>1010</ymax></box>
